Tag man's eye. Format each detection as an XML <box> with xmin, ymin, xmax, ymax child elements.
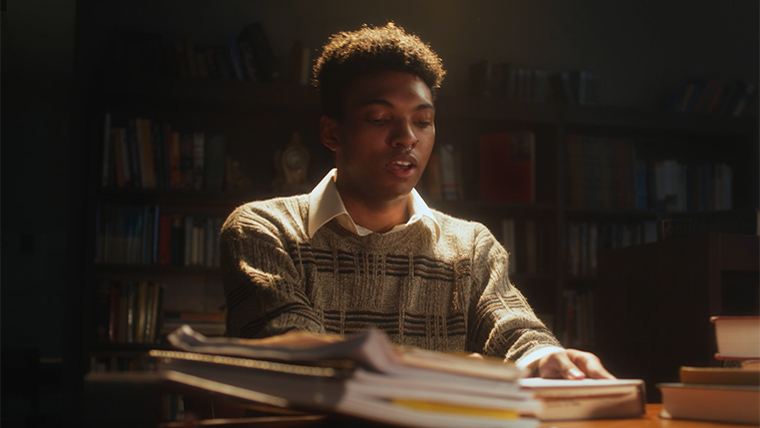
<box><xmin>369</xmin><ymin>118</ymin><xmax>388</xmax><ymax>124</ymax></box>
<box><xmin>416</xmin><ymin>120</ymin><xmax>432</xmax><ymax>127</ymax></box>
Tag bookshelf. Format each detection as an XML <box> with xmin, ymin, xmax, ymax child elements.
<box><xmin>425</xmin><ymin>97</ymin><xmax>758</xmax><ymax>346</ymax></box>
<box><xmin>80</xmin><ymin>21</ymin><xmax>331</xmax><ymax>375</ymax></box>
<box><xmin>77</xmin><ymin>22</ymin><xmax>759</xmax><ymax>380</ymax></box>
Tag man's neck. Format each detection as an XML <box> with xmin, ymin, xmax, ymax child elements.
<box><xmin>340</xmin><ymin>194</ymin><xmax>410</xmax><ymax>234</ymax></box>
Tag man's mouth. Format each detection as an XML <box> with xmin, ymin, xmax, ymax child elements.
<box><xmin>390</xmin><ymin>160</ymin><xmax>414</xmax><ymax>172</ymax></box>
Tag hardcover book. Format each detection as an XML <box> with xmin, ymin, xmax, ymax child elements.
<box><xmin>479</xmin><ymin>131</ymin><xmax>535</xmax><ymax>203</ymax></box>
<box><xmin>658</xmin><ymin>383</ymin><xmax>759</xmax><ymax>425</ymax></box>
<box><xmin>711</xmin><ymin>316</ymin><xmax>760</xmax><ymax>360</ymax></box>
<box><xmin>518</xmin><ymin>378</ymin><xmax>646</xmax><ymax>421</ymax></box>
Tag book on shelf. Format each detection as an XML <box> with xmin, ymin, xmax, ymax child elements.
<box><xmin>226</xmin><ymin>34</ymin><xmax>245</xmax><ymax>81</ymax></box>
<box><xmin>101</xmin><ymin>112</ymin><xmax>113</xmax><ymax>188</ymax></box>
<box><xmin>656</xmin><ymin>210</ymin><xmax>758</xmax><ymax>241</ymax></box>
<box><xmin>438</xmin><ymin>144</ymin><xmax>463</xmax><ymax>200</ymax></box>
<box><xmin>562</xmin><ymin>289</ymin><xmax>595</xmax><ymax>348</ymax></box>
<box><xmin>137</xmin><ymin>117</ymin><xmax>157</xmax><ymax>188</ymax></box>
<box><xmin>166</xmin><ymin>128</ymin><xmax>182</xmax><ymax>188</ymax></box>
<box><xmin>112</xmin><ymin>127</ymin><xmax>130</xmax><ymax>188</ymax></box>
<box><xmin>203</xmin><ymin>133</ymin><xmax>227</xmax><ymax>191</ymax></box>
<box><xmin>467</xmin><ymin>58</ymin><xmax>505</xmax><ymax>98</ymax></box>
<box><xmin>192</xmin><ymin>132</ymin><xmax>205</xmax><ymax>190</ymax></box>
<box><xmin>418</xmin><ymin>145</ymin><xmax>462</xmax><ymax>200</ymax></box>
<box><xmin>467</xmin><ymin>60</ymin><xmax>549</xmax><ymax>103</ymax></box>
<box><xmin>565</xmin><ymin>135</ymin><xmax>636</xmax><ymax>211</ymax></box>
<box><xmin>179</xmin><ymin>133</ymin><xmax>194</xmax><ymax>189</ymax></box>
<box><xmin>667</xmin><ymin>78</ymin><xmax>757</xmax><ymax>117</ymax></box>
<box><xmin>95</xmin><ymin>281</ymin><xmax>164</xmax><ymax>345</ymax></box>
<box><xmin>151</xmin><ymin>326</ymin><xmax>541</xmax><ymax>428</ymax></box>
<box><xmin>518</xmin><ymin>378</ymin><xmax>645</xmax><ymax>421</ymax></box>
<box><xmin>570</xmin><ymin>70</ymin><xmax>600</xmax><ymax>106</ymax></box>
<box><xmin>289</xmin><ymin>39</ymin><xmax>312</xmax><ymax>86</ymax></box>
<box><xmin>551</xmin><ymin>71</ymin><xmax>575</xmax><ymax>104</ymax></box>
<box><xmin>151</xmin><ymin>122</ymin><xmax>170</xmax><ymax>190</ymax></box>
<box><xmin>500</xmin><ymin>218</ymin><xmax>552</xmax><ymax>277</ymax></box>
<box><xmin>97</xmin><ymin>204</ymin><xmax>223</xmax><ymax>267</ymax></box>
<box><xmin>566</xmin><ymin>134</ymin><xmax>735</xmax><ymax>213</ymax></box>
<box><xmin>127</xmin><ymin>118</ymin><xmax>142</xmax><ymax>187</ymax></box>
<box><xmin>236</xmin><ymin>32</ymin><xmax>259</xmax><ymax>81</ymax></box>
<box><xmin>102</xmin><ymin>27</ymin><xmax>300</xmax><ymax>85</ymax></box>
<box><xmin>479</xmin><ymin>131</ymin><xmax>535</xmax><ymax>203</ymax></box>
<box><xmin>100</xmin><ymin>113</ymin><xmax>230</xmax><ymax>191</ymax></box>
<box><xmin>237</xmin><ymin>22</ymin><xmax>280</xmax><ymax>82</ymax></box>
<box><xmin>565</xmin><ymin>220</ymin><xmax>657</xmax><ymax>278</ymax></box>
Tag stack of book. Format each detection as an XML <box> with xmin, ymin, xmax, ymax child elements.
<box><xmin>151</xmin><ymin>326</ymin><xmax>648</xmax><ymax>426</ymax></box>
<box><xmin>151</xmin><ymin>326</ymin><xmax>542</xmax><ymax>427</ymax></box>
<box><xmin>658</xmin><ymin>316</ymin><xmax>760</xmax><ymax>425</ymax></box>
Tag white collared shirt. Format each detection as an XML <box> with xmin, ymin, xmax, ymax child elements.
<box><xmin>307</xmin><ymin>168</ymin><xmax>440</xmax><ymax>239</ymax></box>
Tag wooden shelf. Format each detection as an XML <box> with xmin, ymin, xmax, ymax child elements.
<box><xmin>102</xmin><ymin>76</ymin><xmax>319</xmax><ymax>110</ymax></box>
<box><xmin>92</xmin><ymin>264</ymin><xmax>222</xmax><ymax>282</ymax></box>
<box><xmin>561</xmin><ymin>104</ymin><xmax>758</xmax><ymax>136</ymax></box>
<box><xmin>94</xmin><ymin>188</ymin><xmax>273</xmax><ymax>209</ymax></box>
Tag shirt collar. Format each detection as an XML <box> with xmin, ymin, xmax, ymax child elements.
<box><xmin>308</xmin><ymin>168</ymin><xmax>440</xmax><ymax>239</ymax></box>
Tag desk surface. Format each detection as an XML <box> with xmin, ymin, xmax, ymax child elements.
<box><xmin>159</xmin><ymin>405</ymin><xmax>748</xmax><ymax>428</ymax></box>
<box><xmin>543</xmin><ymin>404</ymin><xmax>744</xmax><ymax>428</ymax></box>
<box><xmin>86</xmin><ymin>373</ymin><xmax>748</xmax><ymax>428</ymax></box>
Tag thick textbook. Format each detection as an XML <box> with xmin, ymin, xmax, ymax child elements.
<box><xmin>658</xmin><ymin>383</ymin><xmax>760</xmax><ymax>425</ymax></box>
<box><xmin>154</xmin><ymin>326</ymin><xmax>541</xmax><ymax>428</ymax></box>
<box><xmin>679</xmin><ymin>365</ymin><xmax>760</xmax><ymax>386</ymax></box>
<box><xmin>518</xmin><ymin>378</ymin><xmax>646</xmax><ymax>421</ymax></box>
<box><xmin>711</xmin><ymin>316</ymin><xmax>760</xmax><ymax>360</ymax></box>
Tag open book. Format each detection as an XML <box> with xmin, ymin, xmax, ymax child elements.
<box><xmin>165</xmin><ymin>324</ymin><xmax>526</xmax><ymax>383</ymax></box>
<box><xmin>153</xmin><ymin>326</ymin><xmax>540</xmax><ymax>428</ymax></box>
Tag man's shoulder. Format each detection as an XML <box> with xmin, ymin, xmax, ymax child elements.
<box><xmin>236</xmin><ymin>193</ymin><xmax>309</xmax><ymax>211</ymax></box>
<box><xmin>225</xmin><ymin>194</ymin><xmax>309</xmax><ymax>232</ymax></box>
<box><xmin>429</xmin><ymin>208</ymin><xmax>490</xmax><ymax>236</ymax></box>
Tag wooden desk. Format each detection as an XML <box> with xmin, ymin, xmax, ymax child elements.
<box><xmin>85</xmin><ymin>373</ymin><xmax>748</xmax><ymax>428</ymax></box>
<box><xmin>157</xmin><ymin>405</ymin><xmax>747</xmax><ymax>428</ymax></box>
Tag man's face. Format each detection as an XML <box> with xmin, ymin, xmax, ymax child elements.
<box><xmin>323</xmin><ymin>70</ymin><xmax>435</xmax><ymax>207</ymax></box>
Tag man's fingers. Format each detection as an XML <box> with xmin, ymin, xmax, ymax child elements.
<box><xmin>557</xmin><ymin>353</ymin><xmax>586</xmax><ymax>380</ymax></box>
<box><xmin>537</xmin><ymin>349</ymin><xmax>617</xmax><ymax>380</ymax></box>
<box><xmin>566</xmin><ymin>349</ymin><xmax>616</xmax><ymax>379</ymax></box>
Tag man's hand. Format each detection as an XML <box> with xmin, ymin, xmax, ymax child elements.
<box><xmin>536</xmin><ymin>349</ymin><xmax>615</xmax><ymax>379</ymax></box>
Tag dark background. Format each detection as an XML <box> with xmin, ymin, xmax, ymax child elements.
<box><xmin>2</xmin><ymin>0</ymin><xmax>758</xmax><ymax>425</ymax></box>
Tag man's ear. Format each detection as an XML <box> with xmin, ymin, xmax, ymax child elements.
<box><xmin>319</xmin><ymin>116</ymin><xmax>340</xmax><ymax>151</ymax></box>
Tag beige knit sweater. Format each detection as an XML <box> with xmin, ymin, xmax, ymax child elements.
<box><xmin>220</xmin><ymin>194</ymin><xmax>561</xmax><ymax>365</ymax></box>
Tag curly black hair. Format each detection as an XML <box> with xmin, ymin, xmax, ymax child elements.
<box><xmin>312</xmin><ymin>22</ymin><xmax>446</xmax><ymax>119</ymax></box>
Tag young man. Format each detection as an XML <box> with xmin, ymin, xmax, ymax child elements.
<box><xmin>221</xmin><ymin>23</ymin><xmax>613</xmax><ymax>380</ymax></box>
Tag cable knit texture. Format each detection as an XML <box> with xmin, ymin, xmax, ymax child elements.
<box><xmin>220</xmin><ymin>194</ymin><xmax>561</xmax><ymax>364</ymax></box>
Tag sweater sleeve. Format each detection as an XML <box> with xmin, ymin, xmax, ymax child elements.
<box><xmin>220</xmin><ymin>204</ymin><xmax>324</xmax><ymax>338</ymax></box>
<box><xmin>468</xmin><ymin>225</ymin><xmax>562</xmax><ymax>365</ymax></box>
